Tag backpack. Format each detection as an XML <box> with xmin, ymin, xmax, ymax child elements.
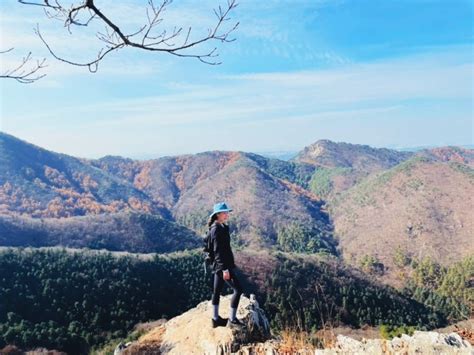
<box><xmin>203</xmin><ymin>225</ymin><xmax>216</xmax><ymax>267</ymax></box>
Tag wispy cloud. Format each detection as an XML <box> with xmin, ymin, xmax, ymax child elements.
<box><xmin>4</xmin><ymin>45</ymin><xmax>471</xmax><ymax>155</ymax></box>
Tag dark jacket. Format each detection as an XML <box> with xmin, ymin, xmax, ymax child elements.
<box><xmin>209</xmin><ymin>221</ymin><xmax>235</xmax><ymax>272</ymax></box>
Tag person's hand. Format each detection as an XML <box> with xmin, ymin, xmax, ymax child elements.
<box><xmin>223</xmin><ymin>269</ymin><xmax>231</xmax><ymax>280</ymax></box>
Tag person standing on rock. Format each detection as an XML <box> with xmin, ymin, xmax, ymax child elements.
<box><xmin>207</xmin><ymin>202</ymin><xmax>244</xmax><ymax>328</ymax></box>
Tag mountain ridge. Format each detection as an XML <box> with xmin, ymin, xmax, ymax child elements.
<box><xmin>0</xmin><ymin>132</ymin><xmax>472</xmax><ymax>278</ymax></box>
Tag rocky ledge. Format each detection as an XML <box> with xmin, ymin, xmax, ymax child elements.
<box><xmin>116</xmin><ymin>294</ymin><xmax>271</xmax><ymax>354</ymax></box>
<box><xmin>315</xmin><ymin>330</ymin><xmax>472</xmax><ymax>354</ymax></box>
<box><xmin>114</xmin><ymin>294</ymin><xmax>473</xmax><ymax>355</ymax></box>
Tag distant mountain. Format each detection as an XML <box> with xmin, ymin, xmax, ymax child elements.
<box><xmin>1</xmin><ymin>132</ymin><xmax>472</xmax><ymax>274</ymax></box>
<box><xmin>254</xmin><ymin>150</ymin><xmax>298</xmax><ymax>161</ymax></box>
<box><xmin>169</xmin><ymin>152</ymin><xmax>328</xmax><ymax>248</ymax></box>
<box><xmin>292</xmin><ymin>139</ymin><xmax>413</xmax><ymax>199</ymax></box>
<box><xmin>0</xmin><ymin>211</ymin><xmax>201</xmax><ymax>253</ymax></box>
<box><xmin>92</xmin><ymin>151</ymin><xmax>326</xmax><ymax>249</ymax></box>
<box><xmin>392</xmin><ymin>144</ymin><xmax>474</xmax><ymax>152</ymax></box>
<box><xmin>416</xmin><ymin>146</ymin><xmax>474</xmax><ymax>165</ymax></box>
<box><xmin>1</xmin><ymin>133</ymin><xmax>333</xmax><ymax>251</ymax></box>
<box><xmin>292</xmin><ymin>139</ymin><xmax>414</xmax><ymax>169</ymax></box>
<box><xmin>0</xmin><ymin>132</ymin><xmax>167</xmax><ymax>218</ymax></box>
<box><xmin>328</xmin><ymin>149</ymin><xmax>474</xmax><ymax>286</ymax></box>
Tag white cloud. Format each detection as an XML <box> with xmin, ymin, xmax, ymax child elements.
<box><xmin>7</xmin><ymin>45</ymin><xmax>472</xmax><ymax>129</ymax></box>
<box><xmin>223</xmin><ymin>48</ymin><xmax>473</xmax><ymax>103</ymax></box>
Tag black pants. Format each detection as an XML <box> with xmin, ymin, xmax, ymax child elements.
<box><xmin>211</xmin><ymin>267</ymin><xmax>243</xmax><ymax>308</ymax></box>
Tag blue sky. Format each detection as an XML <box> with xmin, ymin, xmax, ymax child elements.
<box><xmin>0</xmin><ymin>0</ymin><xmax>472</xmax><ymax>159</ymax></box>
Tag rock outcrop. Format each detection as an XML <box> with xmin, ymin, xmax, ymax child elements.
<box><xmin>114</xmin><ymin>294</ymin><xmax>473</xmax><ymax>355</ymax></box>
<box><xmin>117</xmin><ymin>294</ymin><xmax>271</xmax><ymax>354</ymax></box>
<box><xmin>314</xmin><ymin>330</ymin><xmax>473</xmax><ymax>355</ymax></box>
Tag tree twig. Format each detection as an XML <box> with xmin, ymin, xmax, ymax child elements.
<box><xmin>18</xmin><ymin>0</ymin><xmax>239</xmax><ymax>72</ymax></box>
<box><xmin>0</xmin><ymin>48</ymin><xmax>47</xmax><ymax>83</ymax></box>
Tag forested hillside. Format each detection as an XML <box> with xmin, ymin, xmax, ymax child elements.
<box><xmin>328</xmin><ymin>153</ymin><xmax>474</xmax><ymax>286</ymax></box>
<box><xmin>1</xmin><ymin>248</ymin><xmax>469</xmax><ymax>354</ymax></box>
<box><xmin>0</xmin><ymin>132</ymin><xmax>165</xmax><ymax>218</ymax></box>
<box><xmin>293</xmin><ymin>139</ymin><xmax>414</xmax><ymax>199</ymax></box>
<box><xmin>0</xmin><ymin>212</ymin><xmax>201</xmax><ymax>253</ymax></box>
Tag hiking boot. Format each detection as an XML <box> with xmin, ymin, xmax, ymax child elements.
<box><xmin>211</xmin><ymin>316</ymin><xmax>228</xmax><ymax>328</ymax></box>
<box><xmin>227</xmin><ymin>317</ymin><xmax>245</xmax><ymax>327</ymax></box>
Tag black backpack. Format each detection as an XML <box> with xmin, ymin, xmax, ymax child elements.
<box><xmin>203</xmin><ymin>225</ymin><xmax>216</xmax><ymax>268</ymax></box>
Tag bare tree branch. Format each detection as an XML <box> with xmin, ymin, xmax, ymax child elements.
<box><xmin>0</xmin><ymin>48</ymin><xmax>47</xmax><ymax>84</ymax></box>
<box><xmin>18</xmin><ymin>0</ymin><xmax>240</xmax><ymax>72</ymax></box>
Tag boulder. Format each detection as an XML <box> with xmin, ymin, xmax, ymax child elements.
<box><xmin>118</xmin><ymin>293</ymin><xmax>271</xmax><ymax>354</ymax></box>
<box><xmin>315</xmin><ymin>330</ymin><xmax>473</xmax><ymax>355</ymax></box>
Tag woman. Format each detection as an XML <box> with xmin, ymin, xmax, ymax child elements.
<box><xmin>207</xmin><ymin>202</ymin><xmax>244</xmax><ymax>328</ymax></box>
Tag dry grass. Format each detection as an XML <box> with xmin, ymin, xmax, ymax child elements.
<box><xmin>275</xmin><ymin>326</ymin><xmax>337</xmax><ymax>353</ymax></box>
<box><xmin>313</xmin><ymin>327</ymin><xmax>338</xmax><ymax>349</ymax></box>
<box><xmin>277</xmin><ymin>327</ymin><xmax>316</xmax><ymax>354</ymax></box>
